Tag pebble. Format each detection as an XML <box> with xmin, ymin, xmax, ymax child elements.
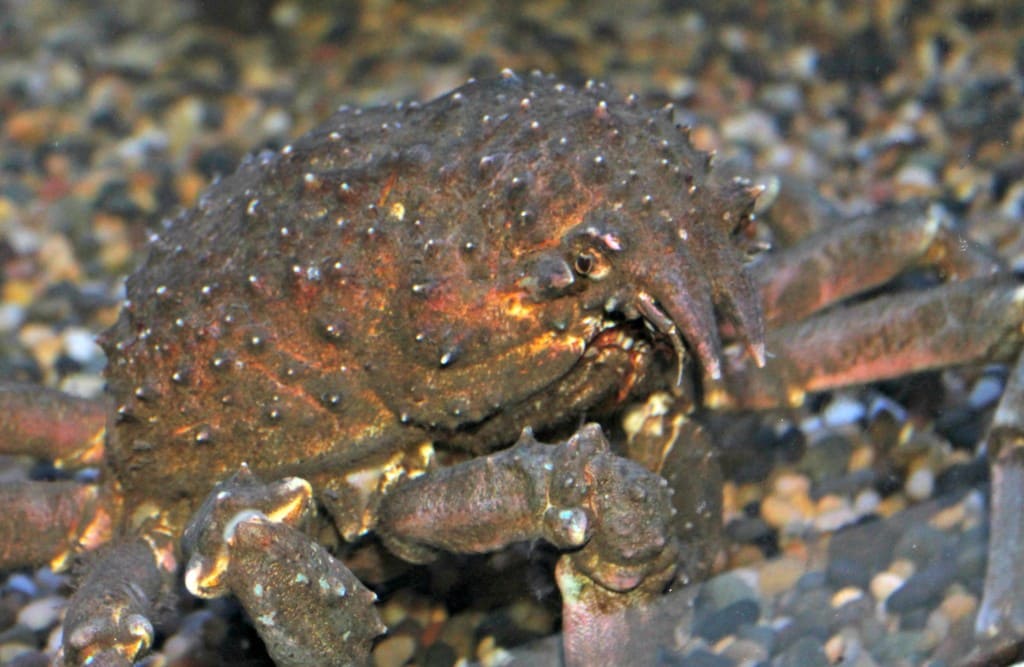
<box><xmin>758</xmin><ymin>557</ymin><xmax>805</xmax><ymax>597</ymax></box>
<box><xmin>775</xmin><ymin>636</ymin><xmax>829</xmax><ymax>667</ymax></box>
<box><xmin>869</xmin><ymin>572</ymin><xmax>905</xmax><ymax>603</ymax></box>
<box><xmin>373</xmin><ymin>634</ymin><xmax>416</xmax><ymax>667</ymax></box>
<box><xmin>967</xmin><ymin>373</ymin><xmax>1004</xmax><ymax>410</ymax></box>
<box><xmin>904</xmin><ymin>466</ymin><xmax>935</xmax><ymax>502</ymax></box>
<box><xmin>61</xmin><ymin>327</ymin><xmax>103</xmax><ymax>366</ymax></box>
<box><xmin>822</xmin><ymin>394</ymin><xmax>866</xmax><ymax>428</ymax></box>
<box><xmin>886</xmin><ymin>559</ymin><xmax>958</xmax><ymax>614</ymax></box>
<box><xmin>831</xmin><ymin>586</ymin><xmax>864</xmax><ymax>608</ymax></box>
<box><xmin>693</xmin><ymin>598</ymin><xmax>760</xmax><ymax>642</ymax></box>
<box><xmin>16</xmin><ymin>596</ymin><xmax>64</xmax><ymax>632</ymax></box>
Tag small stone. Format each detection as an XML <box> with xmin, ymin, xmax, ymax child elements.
<box><xmin>869</xmin><ymin>572</ymin><xmax>904</xmax><ymax>602</ymax></box>
<box><xmin>773</xmin><ymin>472</ymin><xmax>811</xmax><ymax>498</ymax></box>
<box><xmin>930</xmin><ymin>502</ymin><xmax>966</xmax><ymax>531</ymax></box>
<box><xmin>885</xmin><ymin>559</ymin><xmax>957</xmax><ymax>613</ymax></box>
<box><xmin>62</xmin><ymin>327</ymin><xmax>103</xmax><ymax>366</ymax></box>
<box><xmin>822</xmin><ymin>394</ymin><xmax>865</xmax><ymax>427</ymax></box>
<box><xmin>758</xmin><ymin>556</ymin><xmax>805</xmax><ymax>597</ymax></box>
<box><xmin>940</xmin><ymin>591</ymin><xmax>978</xmax><ymax>622</ymax></box>
<box><xmin>693</xmin><ymin>598</ymin><xmax>760</xmax><ymax>641</ymax></box>
<box><xmin>905</xmin><ymin>466</ymin><xmax>935</xmax><ymax>502</ymax></box>
<box><xmin>968</xmin><ymin>374</ymin><xmax>1004</xmax><ymax>410</ymax></box>
<box><xmin>824</xmin><ymin>633</ymin><xmax>846</xmax><ymax>663</ymax></box>
<box><xmin>853</xmin><ymin>488</ymin><xmax>880</xmax><ymax>516</ymax></box>
<box><xmin>4</xmin><ymin>575</ymin><xmax>36</xmax><ymax>597</ymax></box>
<box><xmin>760</xmin><ymin>494</ymin><xmax>812</xmax><ymax>531</ymax></box>
<box><xmin>831</xmin><ymin>586</ymin><xmax>865</xmax><ymax>608</ymax></box>
<box><xmin>718</xmin><ymin>636</ymin><xmax>769</xmax><ymax>663</ymax></box>
<box><xmin>373</xmin><ymin>633</ymin><xmax>416</xmax><ymax>667</ymax></box>
<box><xmin>16</xmin><ymin>596</ymin><xmax>64</xmax><ymax>632</ymax></box>
<box><xmin>775</xmin><ymin>635</ymin><xmax>829</xmax><ymax>667</ymax></box>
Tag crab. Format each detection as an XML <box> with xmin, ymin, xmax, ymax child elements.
<box><xmin>1</xmin><ymin>70</ymin><xmax>1022</xmax><ymax>666</ymax></box>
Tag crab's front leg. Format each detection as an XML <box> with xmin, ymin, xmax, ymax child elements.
<box><xmin>377</xmin><ymin>424</ymin><xmax>679</xmax><ymax>667</ymax></box>
<box><xmin>182</xmin><ymin>465</ymin><xmax>384</xmax><ymax>667</ymax></box>
<box><xmin>59</xmin><ymin>535</ymin><xmax>174</xmax><ymax>666</ymax></box>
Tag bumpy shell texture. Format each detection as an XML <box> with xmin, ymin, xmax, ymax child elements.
<box><xmin>102</xmin><ymin>70</ymin><xmax>761</xmax><ymax>500</ymax></box>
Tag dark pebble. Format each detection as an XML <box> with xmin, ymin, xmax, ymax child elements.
<box><xmin>826</xmin><ymin>517</ymin><xmax>896</xmax><ymax>586</ymax></box>
<box><xmin>694</xmin><ymin>599</ymin><xmax>760</xmax><ymax>642</ymax></box>
<box><xmin>892</xmin><ymin>522</ymin><xmax>952</xmax><ymax>565</ymax></box>
<box><xmin>793</xmin><ymin>571</ymin><xmax>827</xmax><ymax>592</ymax></box>
<box><xmin>885</xmin><ymin>558</ymin><xmax>958</xmax><ymax>613</ymax></box>
<box><xmin>773</xmin><ymin>636</ymin><xmax>829</xmax><ymax>667</ymax></box>
<box><xmin>797</xmin><ymin>433</ymin><xmax>852</xmax><ymax>484</ymax></box>
<box><xmin>421</xmin><ymin>640</ymin><xmax>457</xmax><ymax>667</ymax></box>
<box><xmin>832</xmin><ymin>593</ymin><xmax>873</xmax><ymax>626</ymax></box>
<box><xmin>935</xmin><ymin>407</ymin><xmax>986</xmax><ymax>449</ymax></box>
<box><xmin>956</xmin><ymin>526</ymin><xmax>989</xmax><ymax>583</ymax></box>
<box><xmin>697</xmin><ymin>573</ymin><xmax>758</xmax><ymax>613</ymax></box>
<box><xmin>677</xmin><ymin>648</ymin><xmax>735</xmax><ymax>667</ymax></box>
<box><xmin>736</xmin><ymin>623</ymin><xmax>776</xmax><ymax>654</ymax></box>
<box><xmin>934</xmin><ymin>458</ymin><xmax>989</xmax><ymax>496</ymax></box>
<box><xmin>826</xmin><ymin>556</ymin><xmax>871</xmax><ymax>590</ymax></box>
<box><xmin>7</xmin><ymin>652</ymin><xmax>50</xmax><ymax>667</ymax></box>
<box><xmin>871</xmin><ymin>630</ymin><xmax>924</xmax><ymax>664</ymax></box>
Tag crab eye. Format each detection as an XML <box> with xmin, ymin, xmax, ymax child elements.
<box><xmin>573</xmin><ymin>252</ymin><xmax>595</xmax><ymax>276</ymax></box>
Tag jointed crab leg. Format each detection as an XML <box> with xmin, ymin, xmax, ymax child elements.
<box><xmin>0</xmin><ymin>382</ymin><xmax>107</xmax><ymax>467</ymax></box>
<box><xmin>377</xmin><ymin>424</ymin><xmax>679</xmax><ymax>667</ymax></box>
<box><xmin>181</xmin><ymin>465</ymin><xmax>384</xmax><ymax>667</ymax></box>
<box><xmin>59</xmin><ymin>537</ymin><xmax>170</xmax><ymax>667</ymax></box>
<box><xmin>0</xmin><ymin>383</ymin><xmax>115</xmax><ymax>570</ymax></box>
<box><xmin>0</xmin><ymin>481</ymin><xmax>109</xmax><ymax>569</ymax></box>
<box><xmin>752</xmin><ymin>202</ymin><xmax>1001</xmax><ymax>327</ymax></box>
<box><xmin>710</xmin><ymin>277</ymin><xmax>1024</xmax><ymax>410</ymax></box>
<box><xmin>976</xmin><ymin>351</ymin><xmax>1024</xmax><ymax>645</ymax></box>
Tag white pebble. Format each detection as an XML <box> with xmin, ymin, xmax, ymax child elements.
<box><xmin>867</xmin><ymin>395</ymin><xmax>907</xmax><ymax>422</ymax></box>
<box><xmin>853</xmin><ymin>488</ymin><xmax>881</xmax><ymax>516</ymax></box>
<box><xmin>62</xmin><ymin>328</ymin><xmax>102</xmax><ymax>365</ymax></box>
<box><xmin>905</xmin><ymin>466</ymin><xmax>935</xmax><ymax>502</ymax></box>
<box><xmin>0</xmin><ymin>304</ymin><xmax>26</xmax><ymax>333</ymax></box>
<box><xmin>4</xmin><ymin>573</ymin><xmax>36</xmax><ymax>597</ymax></box>
<box><xmin>17</xmin><ymin>595</ymin><xmax>66</xmax><ymax>631</ymax></box>
<box><xmin>968</xmin><ymin>374</ymin><xmax>1004</xmax><ymax>411</ymax></box>
<box><xmin>823</xmin><ymin>394</ymin><xmax>866</xmax><ymax>427</ymax></box>
<box><xmin>870</xmin><ymin>572</ymin><xmax>905</xmax><ymax>602</ymax></box>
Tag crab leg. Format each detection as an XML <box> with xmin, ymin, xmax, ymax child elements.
<box><xmin>751</xmin><ymin>202</ymin><xmax>1002</xmax><ymax>328</ymax></box>
<box><xmin>0</xmin><ymin>382</ymin><xmax>107</xmax><ymax>467</ymax></box>
<box><xmin>182</xmin><ymin>465</ymin><xmax>383</xmax><ymax>667</ymax></box>
<box><xmin>709</xmin><ymin>277</ymin><xmax>1024</xmax><ymax>410</ymax></box>
<box><xmin>59</xmin><ymin>536</ymin><xmax>171</xmax><ymax>666</ymax></box>
<box><xmin>0</xmin><ymin>481</ymin><xmax>111</xmax><ymax>570</ymax></box>
<box><xmin>377</xmin><ymin>424</ymin><xmax>679</xmax><ymax>667</ymax></box>
<box><xmin>975</xmin><ymin>351</ymin><xmax>1024</xmax><ymax>647</ymax></box>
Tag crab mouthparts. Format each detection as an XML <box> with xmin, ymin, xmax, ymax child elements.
<box><xmin>633</xmin><ymin>290</ymin><xmax>767</xmax><ymax>387</ymax></box>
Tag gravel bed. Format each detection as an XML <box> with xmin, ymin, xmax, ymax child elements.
<box><xmin>1</xmin><ymin>1</ymin><xmax>1022</xmax><ymax>665</ymax></box>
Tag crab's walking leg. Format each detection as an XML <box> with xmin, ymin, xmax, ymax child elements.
<box><xmin>0</xmin><ymin>382</ymin><xmax>107</xmax><ymax>466</ymax></box>
<box><xmin>377</xmin><ymin>424</ymin><xmax>679</xmax><ymax>667</ymax></box>
<box><xmin>752</xmin><ymin>202</ymin><xmax>1001</xmax><ymax>328</ymax></box>
<box><xmin>710</xmin><ymin>277</ymin><xmax>1024</xmax><ymax>410</ymax></box>
<box><xmin>975</xmin><ymin>351</ymin><xmax>1024</xmax><ymax>648</ymax></box>
<box><xmin>0</xmin><ymin>383</ymin><xmax>115</xmax><ymax>569</ymax></box>
<box><xmin>0</xmin><ymin>481</ymin><xmax>112</xmax><ymax>569</ymax></box>
<box><xmin>183</xmin><ymin>465</ymin><xmax>383</xmax><ymax>667</ymax></box>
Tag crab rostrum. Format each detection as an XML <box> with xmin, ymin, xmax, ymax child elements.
<box><xmin>0</xmin><ymin>69</ymin><xmax>1022</xmax><ymax>666</ymax></box>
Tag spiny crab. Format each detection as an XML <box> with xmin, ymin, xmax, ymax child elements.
<box><xmin>1</xmin><ymin>69</ymin><xmax>1023</xmax><ymax>666</ymax></box>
